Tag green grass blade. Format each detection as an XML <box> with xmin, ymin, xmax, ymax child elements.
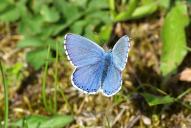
<box><xmin>53</xmin><ymin>42</ymin><xmax>59</xmax><ymax>113</ymax></box>
<box><xmin>0</xmin><ymin>61</ymin><xmax>8</xmax><ymax>128</ymax></box>
<box><xmin>114</xmin><ymin>0</ymin><xmax>139</xmax><ymax>21</ymax></box>
<box><xmin>41</xmin><ymin>45</ymin><xmax>51</xmax><ymax>112</ymax></box>
<box><xmin>108</xmin><ymin>0</ymin><xmax>116</xmax><ymax>18</ymax></box>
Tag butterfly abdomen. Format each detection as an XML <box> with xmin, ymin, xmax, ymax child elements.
<box><xmin>101</xmin><ymin>52</ymin><xmax>112</xmax><ymax>85</ymax></box>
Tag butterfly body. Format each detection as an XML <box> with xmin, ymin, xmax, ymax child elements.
<box><xmin>101</xmin><ymin>52</ymin><xmax>113</xmax><ymax>83</ymax></box>
<box><xmin>64</xmin><ymin>33</ymin><xmax>130</xmax><ymax>97</ymax></box>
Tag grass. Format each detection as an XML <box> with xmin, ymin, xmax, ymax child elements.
<box><xmin>41</xmin><ymin>45</ymin><xmax>50</xmax><ymax>112</ymax></box>
<box><xmin>0</xmin><ymin>0</ymin><xmax>191</xmax><ymax>127</ymax></box>
<box><xmin>0</xmin><ymin>61</ymin><xmax>8</xmax><ymax>128</ymax></box>
<box><xmin>53</xmin><ymin>42</ymin><xmax>59</xmax><ymax>114</ymax></box>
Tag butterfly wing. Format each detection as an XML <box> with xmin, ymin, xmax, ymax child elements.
<box><xmin>101</xmin><ymin>61</ymin><xmax>122</xmax><ymax>97</ymax></box>
<box><xmin>64</xmin><ymin>33</ymin><xmax>105</xmax><ymax>67</ymax></box>
<box><xmin>64</xmin><ymin>33</ymin><xmax>105</xmax><ymax>94</ymax></box>
<box><xmin>72</xmin><ymin>61</ymin><xmax>104</xmax><ymax>93</ymax></box>
<box><xmin>112</xmin><ymin>35</ymin><xmax>130</xmax><ymax>71</ymax></box>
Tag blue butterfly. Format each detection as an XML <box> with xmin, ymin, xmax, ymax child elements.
<box><xmin>64</xmin><ymin>33</ymin><xmax>130</xmax><ymax>97</ymax></box>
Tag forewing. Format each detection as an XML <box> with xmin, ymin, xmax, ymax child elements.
<box><xmin>64</xmin><ymin>33</ymin><xmax>104</xmax><ymax>67</ymax></box>
<box><xmin>112</xmin><ymin>35</ymin><xmax>130</xmax><ymax>71</ymax></box>
<box><xmin>101</xmin><ymin>62</ymin><xmax>122</xmax><ymax>97</ymax></box>
<box><xmin>72</xmin><ymin>62</ymin><xmax>104</xmax><ymax>94</ymax></box>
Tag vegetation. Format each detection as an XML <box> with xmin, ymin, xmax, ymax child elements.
<box><xmin>0</xmin><ymin>0</ymin><xmax>191</xmax><ymax>127</ymax></box>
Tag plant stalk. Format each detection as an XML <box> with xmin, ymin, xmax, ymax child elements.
<box><xmin>0</xmin><ymin>61</ymin><xmax>8</xmax><ymax>128</ymax></box>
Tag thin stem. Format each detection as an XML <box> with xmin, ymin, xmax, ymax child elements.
<box><xmin>42</xmin><ymin>45</ymin><xmax>51</xmax><ymax>111</ymax></box>
<box><xmin>105</xmin><ymin>115</ymin><xmax>111</xmax><ymax>128</ymax></box>
<box><xmin>142</xmin><ymin>83</ymin><xmax>168</xmax><ymax>95</ymax></box>
<box><xmin>53</xmin><ymin>42</ymin><xmax>59</xmax><ymax>113</ymax></box>
<box><xmin>58</xmin><ymin>87</ymin><xmax>74</xmax><ymax>116</ymax></box>
<box><xmin>177</xmin><ymin>101</ymin><xmax>191</xmax><ymax>110</ymax></box>
<box><xmin>177</xmin><ymin>88</ymin><xmax>191</xmax><ymax>100</ymax></box>
<box><xmin>0</xmin><ymin>61</ymin><xmax>8</xmax><ymax>128</ymax></box>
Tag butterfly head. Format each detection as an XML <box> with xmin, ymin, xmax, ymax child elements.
<box><xmin>106</xmin><ymin>49</ymin><xmax>112</xmax><ymax>53</ymax></box>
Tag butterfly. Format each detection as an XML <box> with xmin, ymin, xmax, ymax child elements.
<box><xmin>64</xmin><ymin>33</ymin><xmax>130</xmax><ymax>97</ymax></box>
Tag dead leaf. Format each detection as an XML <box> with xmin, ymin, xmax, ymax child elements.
<box><xmin>179</xmin><ymin>68</ymin><xmax>191</xmax><ymax>82</ymax></box>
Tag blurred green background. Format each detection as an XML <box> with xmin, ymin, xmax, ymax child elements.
<box><xmin>0</xmin><ymin>0</ymin><xmax>191</xmax><ymax>127</ymax></box>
